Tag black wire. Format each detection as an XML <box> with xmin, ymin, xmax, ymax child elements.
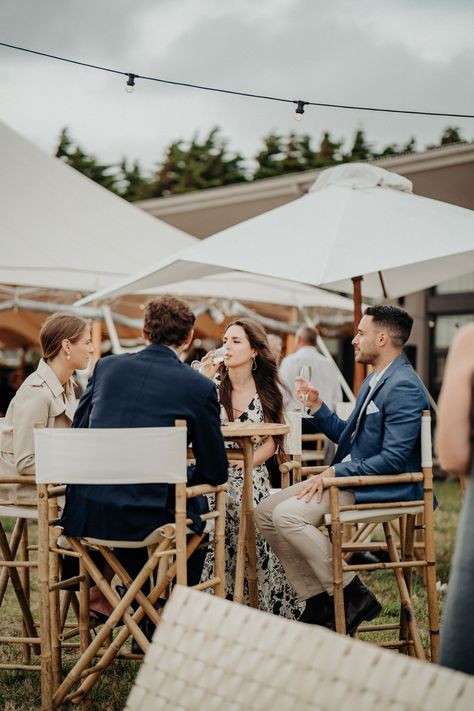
<box><xmin>1</xmin><ymin>41</ymin><xmax>473</xmax><ymax>119</ymax></box>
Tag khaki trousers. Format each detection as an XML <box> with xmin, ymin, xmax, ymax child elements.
<box><xmin>255</xmin><ymin>481</ymin><xmax>355</xmax><ymax>600</ymax></box>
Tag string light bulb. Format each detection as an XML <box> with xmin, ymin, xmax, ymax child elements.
<box><xmin>126</xmin><ymin>73</ymin><xmax>136</xmax><ymax>93</ymax></box>
<box><xmin>294</xmin><ymin>100</ymin><xmax>307</xmax><ymax>121</ymax></box>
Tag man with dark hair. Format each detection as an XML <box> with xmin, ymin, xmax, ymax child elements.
<box><xmin>61</xmin><ymin>295</ymin><xmax>228</xmax><ymax>646</ymax></box>
<box><xmin>256</xmin><ymin>305</ymin><xmax>429</xmax><ymax>633</ymax></box>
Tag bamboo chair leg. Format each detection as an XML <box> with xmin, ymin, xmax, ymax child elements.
<box><xmin>400</xmin><ymin>514</ymin><xmax>416</xmax><ymax>656</ymax></box>
<box><xmin>49</xmin><ymin>507</ymin><xmax>62</xmax><ymax>690</ymax></box>
<box><xmin>37</xmin><ymin>485</ymin><xmax>53</xmax><ymax>711</ymax></box>
<box><xmin>0</xmin><ymin>517</ymin><xmax>24</xmax><ymax>605</ymax></box>
<box><xmin>54</xmin><ymin>536</ymin><xmax>183</xmax><ymax>707</ymax></box>
<box><xmin>0</xmin><ymin>519</ymin><xmax>39</xmax><ymax>652</ymax></box>
<box><xmin>329</xmin><ymin>486</ymin><xmax>346</xmax><ymax>635</ymax></box>
<box><xmin>422</xmin><ymin>469</ymin><xmax>440</xmax><ymax>662</ymax></box>
<box><xmin>383</xmin><ymin>521</ymin><xmax>425</xmax><ymax>660</ymax></box>
<box><xmin>19</xmin><ymin>520</ymin><xmax>31</xmax><ymax>664</ymax></box>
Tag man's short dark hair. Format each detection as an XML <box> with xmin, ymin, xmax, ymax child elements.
<box><xmin>144</xmin><ymin>295</ymin><xmax>195</xmax><ymax>346</ymax></box>
<box><xmin>364</xmin><ymin>305</ymin><xmax>413</xmax><ymax>347</ymax></box>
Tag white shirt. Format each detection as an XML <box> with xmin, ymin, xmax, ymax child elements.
<box><xmin>279</xmin><ymin>346</ymin><xmax>342</xmax><ymax>412</ymax></box>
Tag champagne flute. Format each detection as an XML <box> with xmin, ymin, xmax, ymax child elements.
<box><xmin>298</xmin><ymin>365</ymin><xmax>312</xmax><ymax>417</ymax></box>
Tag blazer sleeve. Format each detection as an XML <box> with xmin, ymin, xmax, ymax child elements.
<box><xmin>12</xmin><ymin>386</ymin><xmax>50</xmax><ymax>475</ymax></box>
<box><xmin>308</xmin><ymin>402</ymin><xmax>348</xmax><ymax>442</ymax></box>
<box><xmin>190</xmin><ymin>384</ymin><xmax>228</xmax><ymax>486</ymax></box>
<box><xmin>334</xmin><ymin>378</ymin><xmax>427</xmax><ymax>477</ymax></box>
<box><xmin>72</xmin><ymin>367</ymin><xmax>96</xmax><ymax>428</ymax></box>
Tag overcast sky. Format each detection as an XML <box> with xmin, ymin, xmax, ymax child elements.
<box><xmin>1</xmin><ymin>0</ymin><xmax>473</xmax><ymax>173</ymax></box>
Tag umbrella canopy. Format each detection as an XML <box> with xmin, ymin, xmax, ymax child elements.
<box><xmin>124</xmin><ymin>271</ymin><xmax>358</xmax><ymax>313</ymax></box>
<box><xmin>0</xmin><ymin>120</ymin><xmax>196</xmax><ymax>294</ymax></box>
<box><xmin>77</xmin><ymin>162</ymin><xmax>474</xmax><ymax>305</ymax></box>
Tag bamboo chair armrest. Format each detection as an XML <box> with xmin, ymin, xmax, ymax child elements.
<box><xmin>322</xmin><ymin>472</ymin><xmax>424</xmax><ymax>489</ymax></box>
<box><xmin>186</xmin><ymin>483</ymin><xmax>228</xmax><ymax>498</ymax></box>
<box><xmin>279</xmin><ymin>460</ymin><xmax>301</xmax><ymax>475</ymax></box>
<box><xmin>0</xmin><ymin>475</ymin><xmax>36</xmax><ymax>484</ymax></box>
<box><xmin>47</xmin><ymin>484</ymin><xmax>67</xmax><ymax>498</ymax></box>
<box><xmin>302</xmin><ymin>466</ymin><xmax>327</xmax><ymax>475</ymax></box>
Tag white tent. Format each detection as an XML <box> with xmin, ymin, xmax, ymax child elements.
<box><xmin>0</xmin><ymin>120</ymin><xmax>196</xmax><ymax>294</ymax></box>
<box><xmin>77</xmin><ymin>163</ymin><xmax>474</xmax><ymax>305</ymax></box>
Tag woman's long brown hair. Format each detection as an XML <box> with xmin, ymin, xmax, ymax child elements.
<box><xmin>218</xmin><ymin>318</ymin><xmax>286</xmax><ymax>458</ymax></box>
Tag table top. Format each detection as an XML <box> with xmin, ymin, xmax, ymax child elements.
<box><xmin>221</xmin><ymin>422</ymin><xmax>289</xmax><ymax>438</ymax></box>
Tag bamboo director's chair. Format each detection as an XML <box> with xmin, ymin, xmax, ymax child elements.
<box><xmin>34</xmin><ymin>421</ymin><xmax>227</xmax><ymax>708</ymax></box>
<box><xmin>0</xmin><ymin>419</ymin><xmax>68</xmax><ymax>711</ymax></box>
<box><xmin>304</xmin><ymin>410</ymin><xmax>440</xmax><ymax>661</ymax></box>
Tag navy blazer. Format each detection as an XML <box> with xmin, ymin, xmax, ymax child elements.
<box><xmin>308</xmin><ymin>354</ymin><xmax>430</xmax><ymax>503</ymax></box>
<box><xmin>60</xmin><ymin>344</ymin><xmax>228</xmax><ymax>540</ymax></box>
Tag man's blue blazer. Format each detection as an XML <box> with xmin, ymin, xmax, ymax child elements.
<box><xmin>60</xmin><ymin>343</ymin><xmax>228</xmax><ymax>540</ymax></box>
<box><xmin>309</xmin><ymin>354</ymin><xmax>430</xmax><ymax>503</ymax></box>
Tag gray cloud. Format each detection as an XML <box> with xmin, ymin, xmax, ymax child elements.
<box><xmin>0</xmin><ymin>0</ymin><xmax>472</xmax><ymax>170</ymax></box>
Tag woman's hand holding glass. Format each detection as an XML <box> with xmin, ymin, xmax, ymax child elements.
<box><xmin>191</xmin><ymin>346</ymin><xmax>226</xmax><ymax>379</ymax></box>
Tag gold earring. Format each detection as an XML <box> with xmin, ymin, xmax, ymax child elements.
<box><xmin>252</xmin><ymin>356</ymin><xmax>257</xmax><ymax>371</ymax></box>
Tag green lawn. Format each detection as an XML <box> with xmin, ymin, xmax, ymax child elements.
<box><xmin>0</xmin><ymin>477</ymin><xmax>462</xmax><ymax>710</ymax></box>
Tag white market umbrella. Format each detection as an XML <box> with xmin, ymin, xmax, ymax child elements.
<box><xmin>77</xmin><ymin>162</ymin><xmax>474</xmax><ymax>304</ymax></box>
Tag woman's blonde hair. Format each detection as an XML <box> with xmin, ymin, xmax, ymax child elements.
<box><xmin>40</xmin><ymin>313</ymin><xmax>90</xmax><ymax>361</ymax></box>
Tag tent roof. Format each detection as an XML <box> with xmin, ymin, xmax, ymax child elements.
<box><xmin>0</xmin><ymin>120</ymin><xmax>196</xmax><ymax>293</ymax></box>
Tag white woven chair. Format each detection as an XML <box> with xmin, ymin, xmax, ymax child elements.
<box><xmin>126</xmin><ymin>585</ymin><xmax>473</xmax><ymax>711</ymax></box>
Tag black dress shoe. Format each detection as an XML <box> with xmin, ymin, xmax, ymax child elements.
<box><xmin>299</xmin><ymin>591</ymin><xmax>335</xmax><ymax>630</ymax></box>
<box><xmin>131</xmin><ymin>617</ymin><xmax>156</xmax><ymax>655</ymax></box>
<box><xmin>343</xmin><ymin>576</ymin><xmax>381</xmax><ymax>634</ymax></box>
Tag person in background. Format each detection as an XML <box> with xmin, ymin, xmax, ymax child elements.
<box><xmin>267</xmin><ymin>333</ymin><xmax>283</xmax><ymax>366</ymax></box>
<box><xmin>279</xmin><ymin>326</ymin><xmax>342</xmax><ymax>412</ymax></box>
<box><xmin>200</xmin><ymin>318</ymin><xmax>302</xmax><ymax>618</ymax></box>
<box><xmin>437</xmin><ymin>322</ymin><xmax>474</xmax><ymax>675</ymax></box>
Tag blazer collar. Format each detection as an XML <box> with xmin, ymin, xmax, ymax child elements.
<box><xmin>145</xmin><ymin>343</ymin><xmax>181</xmax><ymax>361</ymax></box>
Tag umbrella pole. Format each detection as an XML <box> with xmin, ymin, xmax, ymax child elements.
<box><xmin>353</xmin><ymin>276</ymin><xmax>365</xmax><ymax>394</ymax></box>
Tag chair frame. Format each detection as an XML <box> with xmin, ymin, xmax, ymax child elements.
<box><xmin>282</xmin><ymin>410</ymin><xmax>440</xmax><ymax>662</ymax></box>
<box><xmin>34</xmin><ymin>421</ymin><xmax>227</xmax><ymax>708</ymax></box>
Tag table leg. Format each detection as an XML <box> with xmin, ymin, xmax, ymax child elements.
<box><xmin>233</xmin><ymin>472</ymin><xmax>247</xmax><ymax>604</ymax></box>
<box><xmin>243</xmin><ymin>439</ymin><xmax>259</xmax><ymax>608</ymax></box>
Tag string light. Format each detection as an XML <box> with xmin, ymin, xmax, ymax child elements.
<box><xmin>126</xmin><ymin>73</ymin><xmax>136</xmax><ymax>93</ymax></box>
<box><xmin>0</xmin><ymin>41</ymin><xmax>473</xmax><ymax>120</ymax></box>
<box><xmin>294</xmin><ymin>100</ymin><xmax>307</xmax><ymax>121</ymax></box>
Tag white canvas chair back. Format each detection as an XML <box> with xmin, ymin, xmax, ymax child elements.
<box><xmin>34</xmin><ymin>426</ymin><xmax>187</xmax><ymax>485</ymax></box>
<box><xmin>284</xmin><ymin>412</ymin><xmax>302</xmax><ymax>456</ymax></box>
<box><xmin>126</xmin><ymin>586</ymin><xmax>473</xmax><ymax>711</ymax></box>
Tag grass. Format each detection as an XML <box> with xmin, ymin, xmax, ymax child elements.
<box><xmin>0</xmin><ymin>477</ymin><xmax>462</xmax><ymax>709</ymax></box>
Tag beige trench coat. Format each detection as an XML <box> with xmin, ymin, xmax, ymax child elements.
<box><xmin>0</xmin><ymin>359</ymin><xmax>77</xmax><ymax>500</ymax></box>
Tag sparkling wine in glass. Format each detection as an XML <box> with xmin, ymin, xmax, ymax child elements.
<box><xmin>298</xmin><ymin>365</ymin><xmax>312</xmax><ymax>417</ymax></box>
<box><xmin>212</xmin><ymin>346</ymin><xmax>226</xmax><ymax>365</ymax></box>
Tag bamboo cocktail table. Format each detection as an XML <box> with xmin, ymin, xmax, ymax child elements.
<box><xmin>220</xmin><ymin>422</ymin><xmax>289</xmax><ymax>608</ymax></box>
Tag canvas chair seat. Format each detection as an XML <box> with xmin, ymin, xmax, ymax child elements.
<box><xmin>324</xmin><ymin>503</ymin><xmax>425</xmax><ymax>526</ymax></box>
<box><xmin>0</xmin><ymin>503</ymin><xmax>38</xmax><ymax>519</ymax></box>
<box><xmin>57</xmin><ymin>518</ymin><xmax>216</xmax><ymax>550</ymax></box>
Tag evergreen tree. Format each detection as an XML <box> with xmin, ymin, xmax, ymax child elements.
<box><xmin>440</xmin><ymin>126</ymin><xmax>465</xmax><ymax>145</ymax></box>
<box><xmin>314</xmin><ymin>131</ymin><xmax>343</xmax><ymax>167</ymax></box>
<box><xmin>254</xmin><ymin>133</ymin><xmax>286</xmax><ymax>180</ymax></box>
<box><xmin>346</xmin><ymin>129</ymin><xmax>373</xmax><ymax>162</ymax></box>
<box><xmin>119</xmin><ymin>159</ymin><xmax>151</xmax><ymax>201</ymax></box>
<box><xmin>148</xmin><ymin>128</ymin><xmax>247</xmax><ymax>197</ymax></box>
<box><xmin>54</xmin><ymin>127</ymin><xmax>119</xmax><ymax>193</ymax></box>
